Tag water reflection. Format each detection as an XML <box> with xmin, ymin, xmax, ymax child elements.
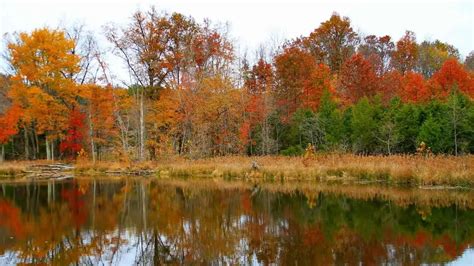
<box><xmin>0</xmin><ymin>178</ymin><xmax>473</xmax><ymax>265</ymax></box>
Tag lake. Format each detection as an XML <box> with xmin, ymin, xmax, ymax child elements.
<box><xmin>0</xmin><ymin>178</ymin><xmax>473</xmax><ymax>265</ymax></box>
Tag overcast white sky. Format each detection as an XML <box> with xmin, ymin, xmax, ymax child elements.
<box><xmin>0</xmin><ymin>0</ymin><xmax>473</xmax><ymax>80</ymax></box>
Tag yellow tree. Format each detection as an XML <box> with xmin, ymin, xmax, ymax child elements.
<box><xmin>192</xmin><ymin>75</ymin><xmax>243</xmax><ymax>156</ymax></box>
<box><xmin>146</xmin><ymin>88</ymin><xmax>182</xmax><ymax>158</ymax></box>
<box><xmin>7</xmin><ymin>28</ymin><xmax>80</xmax><ymax>160</ymax></box>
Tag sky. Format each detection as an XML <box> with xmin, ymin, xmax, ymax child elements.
<box><xmin>0</xmin><ymin>0</ymin><xmax>473</xmax><ymax>79</ymax></box>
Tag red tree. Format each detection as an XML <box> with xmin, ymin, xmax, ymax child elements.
<box><xmin>60</xmin><ymin>108</ymin><xmax>86</xmax><ymax>158</ymax></box>
<box><xmin>430</xmin><ymin>58</ymin><xmax>474</xmax><ymax>98</ymax></box>
<box><xmin>377</xmin><ymin>70</ymin><xmax>402</xmax><ymax>103</ymax></box>
<box><xmin>399</xmin><ymin>72</ymin><xmax>430</xmax><ymax>103</ymax></box>
<box><xmin>338</xmin><ymin>53</ymin><xmax>378</xmax><ymax>105</ymax></box>
<box><xmin>301</xmin><ymin>63</ymin><xmax>333</xmax><ymax>110</ymax></box>
<box><xmin>0</xmin><ymin>105</ymin><xmax>22</xmax><ymax>161</ymax></box>
<box><xmin>274</xmin><ymin>46</ymin><xmax>332</xmax><ymax>121</ymax></box>
<box><xmin>0</xmin><ymin>105</ymin><xmax>22</xmax><ymax>145</ymax></box>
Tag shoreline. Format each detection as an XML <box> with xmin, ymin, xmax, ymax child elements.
<box><xmin>0</xmin><ymin>154</ymin><xmax>473</xmax><ymax>188</ymax></box>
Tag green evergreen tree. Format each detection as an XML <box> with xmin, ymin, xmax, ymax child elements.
<box><xmin>418</xmin><ymin>100</ymin><xmax>451</xmax><ymax>153</ymax></box>
<box><xmin>447</xmin><ymin>90</ymin><xmax>474</xmax><ymax>155</ymax></box>
<box><xmin>351</xmin><ymin>97</ymin><xmax>381</xmax><ymax>154</ymax></box>
<box><xmin>378</xmin><ymin>98</ymin><xmax>401</xmax><ymax>154</ymax></box>
<box><xmin>317</xmin><ymin>90</ymin><xmax>345</xmax><ymax>151</ymax></box>
<box><xmin>394</xmin><ymin>102</ymin><xmax>423</xmax><ymax>153</ymax></box>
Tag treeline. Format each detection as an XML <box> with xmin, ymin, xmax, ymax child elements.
<box><xmin>0</xmin><ymin>9</ymin><xmax>473</xmax><ymax>161</ymax></box>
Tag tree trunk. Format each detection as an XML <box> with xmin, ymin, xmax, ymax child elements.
<box><xmin>30</xmin><ymin>129</ymin><xmax>36</xmax><ymax>159</ymax></box>
<box><xmin>46</xmin><ymin>138</ymin><xmax>51</xmax><ymax>160</ymax></box>
<box><xmin>24</xmin><ymin>127</ymin><xmax>30</xmax><ymax>160</ymax></box>
<box><xmin>51</xmin><ymin>139</ymin><xmax>55</xmax><ymax>161</ymax></box>
<box><xmin>139</xmin><ymin>90</ymin><xmax>145</xmax><ymax>161</ymax></box>
<box><xmin>34</xmin><ymin>130</ymin><xmax>40</xmax><ymax>159</ymax></box>
<box><xmin>11</xmin><ymin>138</ymin><xmax>14</xmax><ymax>159</ymax></box>
<box><xmin>453</xmin><ymin>100</ymin><xmax>458</xmax><ymax>156</ymax></box>
<box><xmin>387</xmin><ymin>140</ymin><xmax>391</xmax><ymax>155</ymax></box>
<box><xmin>0</xmin><ymin>144</ymin><xmax>4</xmax><ymax>162</ymax></box>
<box><xmin>88</xmin><ymin>108</ymin><xmax>96</xmax><ymax>163</ymax></box>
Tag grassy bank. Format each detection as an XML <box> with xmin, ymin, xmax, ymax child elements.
<box><xmin>1</xmin><ymin>155</ymin><xmax>473</xmax><ymax>187</ymax></box>
<box><xmin>0</xmin><ymin>161</ymin><xmax>36</xmax><ymax>178</ymax></box>
<box><xmin>76</xmin><ymin>154</ymin><xmax>473</xmax><ymax>187</ymax></box>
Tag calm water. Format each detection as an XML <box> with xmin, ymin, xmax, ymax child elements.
<box><xmin>0</xmin><ymin>178</ymin><xmax>473</xmax><ymax>265</ymax></box>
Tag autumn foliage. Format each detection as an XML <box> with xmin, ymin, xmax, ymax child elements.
<box><xmin>430</xmin><ymin>59</ymin><xmax>474</xmax><ymax>98</ymax></box>
<box><xmin>338</xmin><ymin>53</ymin><xmax>378</xmax><ymax>105</ymax></box>
<box><xmin>399</xmin><ymin>72</ymin><xmax>430</xmax><ymax>103</ymax></box>
<box><xmin>0</xmin><ymin>105</ymin><xmax>22</xmax><ymax>144</ymax></box>
<box><xmin>0</xmin><ymin>9</ymin><xmax>472</xmax><ymax>161</ymax></box>
<box><xmin>60</xmin><ymin>108</ymin><xmax>86</xmax><ymax>157</ymax></box>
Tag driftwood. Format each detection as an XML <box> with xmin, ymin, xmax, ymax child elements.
<box><xmin>25</xmin><ymin>163</ymin><xmax>74</xmax><ymax>180</ymax></box>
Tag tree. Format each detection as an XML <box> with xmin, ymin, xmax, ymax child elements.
<box><xmin>80</xmin><ymin>84</ymin><xmax>118</xmax><ymax>161</ymax></box>
<box><xmin>301</xmin><ymin>63</ymin><xmax>333</xmax><ymax>111</ymax></box>
<box><xmin>465</xmin><ymin>51</ymin><xmax>474</xmax><ymax>71</ymax></box>
<box><xmin>399</xmin><ymin>72</ymin><xmax>430</xmax><ymax>103</ymax></box>
<box><xmin>104</xmin><ymin>9</ymin><xmax>195</xmax><ymax>160</ymax></box>
<box><xmin>303</xmin><ymin>13</ymin><xmax>359</xmax><ymax>72</ymax></box>
<box><xmin>191</xmin><ymin>75</ymin><xmax>243</xmax><ymax>156</ymax></box>
<box><xmin>8</xmin><ymin>28</ymin><xmax>79</xmax><ymax>106</ymax></box>
<box><xmin>317</xmin><ymin>90</ymin><xmax>346</xmax><ymax>150</ymax></box>
<box><xmin>417</xmin><ymin>40</ymin><xmax>460</xmax><ymax>78</ymax></box>
<box><xmin>22</xmin><ymin>86</ymin><xmax>69</xmax><ymax>160</ymax></box>
<box><xmin>358</xmin><ymin>35</ymin><xmax>395</xmax><ymax>75</ymax></box>
<box><xmin>0</xmin><ymin>105</ymin><xmax>22</xmax><ymax>161</ymax></box>
<box><xmin>377</xmin><ymin>99</ymin><xmax>400</xmax><ymax>154</ymax></box>
<box><xmin>60</xmin><ymin>108</ymin><xmax>86</xmax><ymax>158</ymax></box>
<box><xmin>417</xmin><ymin>101</ymin><xmax>451</xmax><ymax>153</ymax></box>
<box><xmin>274</xmin><ymin>46</ymin><xmax>315</xmax><ymax>122</ymax></box>
<box><xmin>391</xmin><ymin>31</ymin><xmax>418</xmax><ymax>74</ymax></box>
<box><xmin>274</xmin><ymin>44</ymin><xmax>334</xmax><ymax>127</ymax></box>
<box><xmin>0</xmin><ymin>74</ymin><xmax>10</xmax><ymax>114</ymax></box>
<box><xmin>7</xmin><ymin>28</ymin><xmax>80</xmax><ymax>160</ymax></box>
<box><xmin>242</xmin><ymin>58</ymin><xmax>275</xmax><ymax>155</ymax></box>
<box><xmin>377</xmin><ymin>70</ymin><xmax>402</xmax><ymax>103</ymax></box>
<box><xmin>105</xmin><ymin>7</ymin><xmax>233</xmax><ymax>159</ymax></box>
<box><xmin>286</xmin><ymin>108</ymin><xmax>319</xmax><ymax>152</ymax></box>
<box><xmin>146</xmin><ymin>88</ymin><xmax>181</xmax><ymax>158</ymax></box>
<box><xmin>65</xmin><ymin>23</ymin><xmax>104</xmax><ymax>84</ymax></box>
<box><xmin>430</xmin><ymin>59</ymin><xmax>474</xmax><ymax>99</ymax></box>
<box><xmin>446</xmin><ymin>90</ymin><xmax>473</xmax><ymax>155</ymax></box>
<box><xmin>351</xmin><ymin>97</ymin><xmax>382</xmax><ymax>153</ymax></box>
<box><xmin>338</xmin><ymin>54</ymin><xmax>378</xmax><ymax>105</ymax></box>
<box><xmin>394</xmin><ymin>103</ymin><xmax>422</xmax><ymax>153</ymax></box>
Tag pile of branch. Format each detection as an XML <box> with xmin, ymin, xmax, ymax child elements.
<box><xmin>25</xmin><ymin>163</ymin><xmax>74</xmax><ymax>180</ymax></box>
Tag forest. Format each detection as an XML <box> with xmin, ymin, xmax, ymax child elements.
<box><xmin>0</xmin><ymin>8</ymin><xmax>473</xmax><ymax>162</ymax></box>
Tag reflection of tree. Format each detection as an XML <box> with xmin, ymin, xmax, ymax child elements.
<box><xmin>0</xmin><ymin>179</ymin><xmax>474</xmax><ymax>264</ymax></box>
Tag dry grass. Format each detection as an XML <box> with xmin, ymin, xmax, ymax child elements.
<box><xmin>1</xmin><ymin>154</ymin><xmax>473</xmax><ymax>187</ymax></box>
<box><xmin>152</xmin><ymin>154</ymin><xmax>473</xmax><ymax>187</ymax></box>
<box><xmin>0</xmin><ymin>160</ymin><xmax>39</xmax><ymax>178</ymax></box>
<box><xmin>74</xmin><ymin>160</ymin><xmax>158</xmax><ymax>174</ymax></box>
